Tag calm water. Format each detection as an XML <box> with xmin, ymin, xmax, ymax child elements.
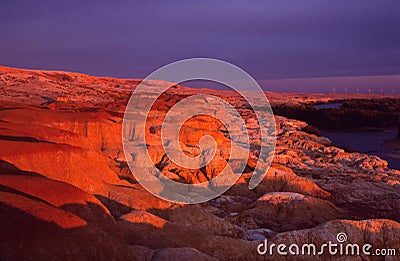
<box><xmin>321</xmin><ymin>129</ymin><xmax>400</xmax><ymax>170</ymax></box>
<box><xmin>314</xmin><ymin>102</ymin><xmax>343</xmax><ymax>109</ymax></box>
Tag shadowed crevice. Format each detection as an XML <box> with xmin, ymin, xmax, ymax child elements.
<box><xmin>0</xmin><ymin>135</ymin><xmax>55</xmax><ymax>143</ymax></box>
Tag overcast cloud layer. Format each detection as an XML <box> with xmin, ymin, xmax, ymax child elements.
<box><xmin>0</xmin><ymin>0</ymin><xmax>399</xmax><ymax>92</ymax></box>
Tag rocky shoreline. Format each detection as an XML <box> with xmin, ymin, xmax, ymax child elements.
<box><xmin>0</xmin><ymin>66</ymin><xmax>399</xmax><ymax>260</ymax></box>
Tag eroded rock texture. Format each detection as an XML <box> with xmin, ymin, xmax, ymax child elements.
<box><xmin>0</xmin><ymin>66</ymin><xmax>399</xmax><ymax>260</ymax></box>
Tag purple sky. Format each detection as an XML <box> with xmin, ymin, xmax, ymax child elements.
<box><xmin>0</xmin><ymin>0</ymin><xmax>399</xmax><ymax>93</ymax></box>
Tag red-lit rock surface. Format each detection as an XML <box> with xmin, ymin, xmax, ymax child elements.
<box><xmin>1</xmin><ymin>66</ymin><xmax>399</xmax><ymax>260</ymax></box>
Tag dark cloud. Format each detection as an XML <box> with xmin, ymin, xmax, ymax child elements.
<box><xmin>0</xmin><ymin>0</ymin><xmax>399</xmax><ymax>91</ymax></box>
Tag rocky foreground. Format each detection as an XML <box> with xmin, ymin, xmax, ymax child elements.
<box><xmin>0</xmin><ymin>66</ymin><xmax>399</xmax><ymax>260</ymax></box>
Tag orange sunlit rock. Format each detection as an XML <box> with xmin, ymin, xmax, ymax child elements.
<box><xmin>1</xmin><ymin>66</ymin><xmax>400</xmax><ymax>260</ymax></box>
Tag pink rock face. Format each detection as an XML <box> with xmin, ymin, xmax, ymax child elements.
<box><xmin>0</xmin><ymin>66</ymin><xmax>400</xmax><ymax>260</ymax></box>
<box><xmin>250</xmin><ymin>192</ymin><xmax>344</xmax><ymax>231</ymax></box>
